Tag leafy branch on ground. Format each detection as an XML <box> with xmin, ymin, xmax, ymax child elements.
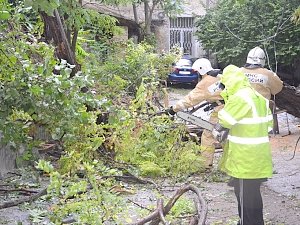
<box><xmin>0</xmin><ymin>1</ymin><xmax>207</xmax><ymax>223</ymax></box>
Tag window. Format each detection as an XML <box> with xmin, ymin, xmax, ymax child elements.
<box><xmin>170</xmin><ymin>17</ymin><xmax>194</xmax><ymax>55</ymax></box>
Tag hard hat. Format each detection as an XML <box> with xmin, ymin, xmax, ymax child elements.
<box><xmin>246</xmin><ymin>47</ymin><xmax>266</xmax><ymax>67</ymax></box>
<box><xmin>192</xmin><ymin>58</ymin><xmax>213</xmax><ymax>75</ymax></box>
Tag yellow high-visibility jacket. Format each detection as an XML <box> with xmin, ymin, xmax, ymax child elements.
<box><xmin>218</xmin><ymin>65</ymin><xmax>273</xmax><ymax>179</ymax></box>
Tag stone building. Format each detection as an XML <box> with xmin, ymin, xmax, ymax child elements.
<box><xmin>84</xmin><ymin>0</ymin><xmax>217</xmax><ymax>59</ymax></box>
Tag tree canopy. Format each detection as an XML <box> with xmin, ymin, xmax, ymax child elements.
<box><xmin>195</xmin><ymin>0</ymin><xmax>300</xmax><ymax>83</ymax></box>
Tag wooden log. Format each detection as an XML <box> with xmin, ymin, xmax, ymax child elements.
<box><xmin>275</xmin><ymin>85</ymin><xmax>300</xmax><ymax>118</ymax></box>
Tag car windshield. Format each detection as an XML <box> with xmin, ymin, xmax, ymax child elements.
<box><xmin>176</xmin><ymin>59</ymin><xmax>192</xmax><ymax>67</ymax></box>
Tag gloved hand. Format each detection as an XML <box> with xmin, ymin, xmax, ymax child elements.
<box><xmin>212</xmin><ymin>123</ymin><xmax>229</xmax><ymax>143</ymax></box>
<box><xmin>165</xmin><ymin>106</ymin><xmax>176</xmax><ymax>116</ymax></box>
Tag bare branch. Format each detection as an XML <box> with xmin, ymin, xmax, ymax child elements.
<box><xmin>0</xmin><ymin>188</ymin><xmax>47</xmax><ymax>210</ymax></box>
<box><xmin>157</xmin><ymin>199</ymin><xmax>168</xmax><ymax>225</ymax></box>
<box><xmin>130</xmin><ymin>184</ymin><xmax>207</xmax><ymax>225</ymax></box>
<box><xmin>0</xmin><ymin>188</ymin><xmax>39</xmax><ymax>194</ymax></box>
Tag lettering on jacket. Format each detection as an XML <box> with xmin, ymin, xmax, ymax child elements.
<box><xmin>244</xmin><ymin>73</ymin><xmax>268</xmax><ymax>85</ymax></box>
<box><xmin>208</xmin><ymin>81</ymin><xmax>222</xmax><ymax>94</ymax></box>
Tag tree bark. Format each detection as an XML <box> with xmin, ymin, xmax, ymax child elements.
<box><xmin>40</xmin><ymin>10</ymin><xmax>80</xmax><ymax>77</ymax></box>
<box><xmin>144</xmin><ymin>0</ymin><xmax>151</xmax><ymax>36</ymax></box>
<box><xmin>274</xmin><ymin>85</ymin><xmax>300</xmax><ymax>118</ymax></box>
<box><xmin>133</xmin><ymin>3</ymin><xmax>139</xmax><ymax>24</ymax></box>
<box><xmin>53</xmin><ymin>10</ymin><xmax>76</xmax><ymax>65</ymax></box>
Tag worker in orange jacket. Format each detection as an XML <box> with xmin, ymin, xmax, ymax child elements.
<box><xmin>241</xmin><ymin>47</ymin><xmax>283</xmax><ymax>134</ymax></box>
<box><xmin>167</xmin><ymin>58</ymin><xmax>223</xmax><ymax>169</ymax></box>
<box><xmin>241</xmin><ymin>46</ymin><xmax>283</xmax><ymax>100</ymax></box>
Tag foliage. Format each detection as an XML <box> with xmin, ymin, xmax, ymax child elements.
<box><xmin>0</xmin><ymin>0</ymin><xmax>106</xmax><ymax>164</ymax></box>
<box><xmin>1</xmin><ymin>0</ymin><xmax>198</xmax><ymax>176</ymax></box>
<box><xmin>98</xmin><ymin>0</ymin><xmax>134</xmax><ymax>5</ymax></box>
<box><xmin>235</xmin><ymin>0</ymin><xmax>300</xmax><ymax>25</ymax></box>
<box><xmin>37</xmin><ymin>160</ymin><xmax>127</xmax><ymax>224</ymax></box>
<box><xmin>97</xmin><ymin>40</ymin><xmax>179</xmax><ymax>95</ymax></box>
<box><xmin>133</xmin><ymin>0</ymin><xmax>184</xmax><ymax>40</ymax></box>
<box><xmin>133</xmin><ymin>0</ymin><xmax>184</xmax><ymax>17</ymax></box>
<box><xmin>110</xmin><ymin>81</ymin><xmax>205</xmax><ymax>177</ymax></box>
<box><xmin>292</xmin><ymin>6</ymin><xmax>300</xmax><ymax>25</ymax></box>
<box><xmin>1</xmin><ymin>0</ymin><xmax>206</xmax><ymax>223</ymax></box>
<box><xmin>0</xmin><ymin>10</ymin><xmax>10</xmax><ymax>20</ymax></box>
<box><xmin>195</xmin><ymin>0</ymin><xmax>300</xmax><ymax>68</ymax></box>
<box><xmin>36</xmin><ymin>159</ymin><xmax>54</xmax><ymax>173</ymax></box>
<box><xmin>22</xmin><ymin>0</ymin><xmax>124</xmax><ymax>73</ymax></box>
<box><xmin>169</xmin><ymin>196</ymin><xmax>194</xmax><ymax>217</ymax></box>
<box><xmin>59</xmin><ymin>0</ymin><xmax>120</xmax><ymax>37</ymax></box>
<box><xmin>82</xmin><ymin>39</ymin><xmax>201</xmax><ymax>177</ymax></box>
<box><xmin>24</xmin><ymin>0</ymin><xmax>60</xmax><ymax>16</ymax></box>
<box><xmin>158</xmin><ymin>0</ymin><xmax>184</xmax><ymax>17</ymax></box>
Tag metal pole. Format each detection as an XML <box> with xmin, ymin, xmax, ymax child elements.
<box><xmin>240</xmin><ymin>179</ymin><xmax>244</xmax><ymax>225</ymax></box>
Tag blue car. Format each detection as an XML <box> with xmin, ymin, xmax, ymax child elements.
<box><xmin>167</xmin><ymin>58</ymin><xmax>199</xmax><ymax>85</ymax></box>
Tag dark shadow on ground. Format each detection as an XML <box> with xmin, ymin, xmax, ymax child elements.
<box><xmin>168</xmin><ymin>83</ymin><xmax>196</xmax><ymax>89</ymax></box>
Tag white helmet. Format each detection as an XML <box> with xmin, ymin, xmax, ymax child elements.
<box><xmin>192</xmin><ymin>58</ymin><xmax>213</xmax><ymax>75</ymax></box>
<box><xmin>246</xmin><ymin>47</ymin><xmax>266</xmax><ymax>67</ymax></box>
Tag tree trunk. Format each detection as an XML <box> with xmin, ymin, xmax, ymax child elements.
<box><xmin>133</xmin><ymin>3</ymin><xmax>139</xmax><ymax>24</ymax></box>
<box><xmin>144</xmin><ymin>1</ymin><xmax>151</xmax><ymax>37</ymax></box>
<box><xmin>275</xmin><ymin>85</ymin><xmax>300</xmax><ymax>118</ymax></box>
<box><xmin>40</xmin><ymin>10</ymin><xmax>80</xmax><ymax>76</ymax></box>
<box><xmin>293</xmin><ymin>58</ymin><xmax>300</xmax><ymax>85</ymax></box>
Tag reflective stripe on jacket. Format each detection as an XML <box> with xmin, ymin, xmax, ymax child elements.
<box><xmin>219</xmin><ymin>66</ymin><xmax>273</xmax><ymax>179</ymax></box>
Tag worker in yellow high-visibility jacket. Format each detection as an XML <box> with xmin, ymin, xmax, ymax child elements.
<box><xmin>213</xmin><ymin>65</ymin><xmax>273</xmax><ymax>225</ymax></box>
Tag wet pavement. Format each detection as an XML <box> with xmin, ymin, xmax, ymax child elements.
<box><xmin>169</xmin><ymin>88</ymin><xmax>300</xmax><ymax>201</ymax></box>
<box><xmin>0</xmin><ymin>88</ymin><xmax>299</xmax><ymax>224</ymax></box>
<box><xmin>268</xmin><ymin>112</ymin><xmax>300</xmax><ymax>199</ymax></box>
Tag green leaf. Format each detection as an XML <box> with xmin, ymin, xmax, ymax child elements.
<box><xmin>0</xmin><ymin>11</ymin><xmax>11</xmax><ymax>20</ymax></box>
<box><xmin>30</xmin><ymin>85</ymin><xmax>42</xmax><ymax>95</ymax></box>
<box><xmin>36</xmin><ymin>159</ymin><xmax>54</xmax><ymax>173</ymax></box>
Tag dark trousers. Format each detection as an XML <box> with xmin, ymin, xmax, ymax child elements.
<box><xmin>231</xmin><ymin>178</ymin><xmax>266</xmax><ymax>225</ymax></box>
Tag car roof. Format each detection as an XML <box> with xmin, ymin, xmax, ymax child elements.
<box><xmin>176</xmin><ymin>58</ymin><xmax>192</xmax><ymax>66</ymax></box>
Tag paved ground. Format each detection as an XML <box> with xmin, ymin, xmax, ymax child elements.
<box><xmin>165</xmin><ymin>87</ymin><xmax>300</xmax><ymax>224</ymax></box>
<box><xmin>127</xmin><ymin>90</ymin><xmax>300</xmax><ymax>224</ymax></box>
<box><xmin>0</xmin><ymin>87</ymin><xmax>300</xmax><ymax>225</ymax></box>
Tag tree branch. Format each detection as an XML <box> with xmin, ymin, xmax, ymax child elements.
<box><xmin>130</xmin><ymin>184</ymin><xmax>207</xmax><ymax>225</ymax></box>
<box><xmin>53</xmin><ymin>9</ymin><xmax>76</xmax><ymax>66</ymax></box>
<box><xmin>157</xmin><ymin>199</ymin><xmax>168</xmax><ymax>225</ymax></box>
<box><xmin>0</xmin><ymin>188</ymin><xmax>47</xmax><ymax>210</ymax></box>
<box><xmin>0</xmin><ymin>188</ymin><xmax>39</xmax><ymax>194</ymax></box>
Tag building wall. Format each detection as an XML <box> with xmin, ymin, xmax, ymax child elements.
<box><xmin>153</xmin><ymin>0</ymin><xmax>209</xmax><ymax>58</ymax></box>
<box><xmin>84</xmin><ymin>1</ymin><xmax>211</xmax><ymax>58</ymax></box>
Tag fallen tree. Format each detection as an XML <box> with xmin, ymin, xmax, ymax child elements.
<box><xmin>274</xmin><ymin>85</ymin><xmax>300</xmax><ymax>118</ymax></box>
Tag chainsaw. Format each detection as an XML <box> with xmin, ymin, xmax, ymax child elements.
<box><xmin>176</xmin><ymin>111</ymin><xmax>228</xmax><ymax>143</ymax></box>
<box><xmin>176</xmin><ymin>111</ymin><xmax>214</xmax><ymax>131</ymax></box>
<box><xmin>155</xmin><ymin>100</ymin><xmax>228</xmax><ymax>142</ymax></box>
